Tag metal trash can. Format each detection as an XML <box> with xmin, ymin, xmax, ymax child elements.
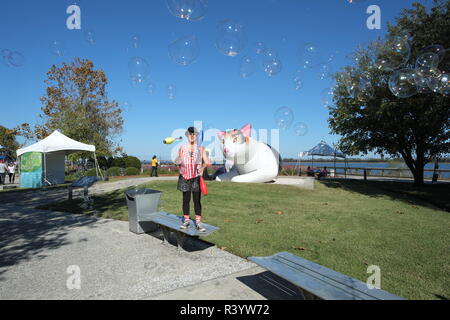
<box><xmin>125</xmin><ymin>188</ymin><xmax>162</xmax><ymax>234</ymax></box>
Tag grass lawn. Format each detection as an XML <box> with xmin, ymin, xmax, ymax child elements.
<box><xmin>38</xmin><ymin>179</ymin><xmax>450</xmax><ymax>300</ymax></box>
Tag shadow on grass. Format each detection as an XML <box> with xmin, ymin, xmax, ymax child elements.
<box><xmin>0</xmin><ymin>204</ymin><xmax>99</xmax><ymax>271</ymax></box>
<box><xmin>320</xmin><ymin>179</ymin><xmax>450</xmax><ymax>212</ymax></box>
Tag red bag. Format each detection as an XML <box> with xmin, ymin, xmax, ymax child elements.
<box><xmin>200</xmin><ymin>177</ymin><xmax>208</xmax><ymax>196</ymax></box>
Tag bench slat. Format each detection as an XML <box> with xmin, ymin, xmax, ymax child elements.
<box><xmin>249</xmin><ymin>252</ymin><xmax>404</xmax><ymax>300</ymax></box>
<box><xmin>142</xmin><ymin>211</ymin><xmax>219</xmax><ymax>237</ymax></box>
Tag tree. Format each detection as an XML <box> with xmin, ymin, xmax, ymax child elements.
<box><xmin>0</xmin><ymin>124</ymin><xmax>31</xmax><ymax>157</ymax></box>
<box><xmin>35</xmin><ymin>57</ymin><xmax>124</xmax><ymax>160</ymax></box>
<box><xmin>329</xmin><ymin>1</ymin><xmax>450</xmax><ymax>186</ymax></box>
<box><xmin>0</xmin><ymin>126</ymin><xmax>20</xmax><ymax>157</ymax></box>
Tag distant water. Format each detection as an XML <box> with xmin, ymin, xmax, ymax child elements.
<box><xmin>282</xmin><ymin>162</ymin><xmax>450</xmax><ymax>179</ymax></box>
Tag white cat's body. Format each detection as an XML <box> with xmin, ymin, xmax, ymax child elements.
<box><xmin>215</xmin><ymin>125</ymin><xmax>280</xmax><ymax>183</ymax></box>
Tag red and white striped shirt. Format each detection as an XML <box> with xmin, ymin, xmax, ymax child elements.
<box><xmin>179</xmin><ymin>144</ymin><xmax>202</xmax><ymax>180</ymax></box>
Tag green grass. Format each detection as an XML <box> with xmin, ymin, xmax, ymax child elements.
<box><xmin>37</xmin><ymin>179</ymin><xmax>450</xmax><ymax>300</ymax></box>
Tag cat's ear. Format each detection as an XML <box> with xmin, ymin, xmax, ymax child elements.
<box><xmin>217</xmin><ymin>131</ymin><xmax>226</xmax><ymax>141</ymax></box>
<box><xmin>240</xmin><ymin>124</ymin><xmax>252</xmax><ymax>138</ymax></box>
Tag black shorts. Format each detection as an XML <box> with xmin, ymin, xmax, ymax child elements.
<box><xmin>177</xmin><ymin>175</ymin><xmax>200</xmax><ymax>193</ymax></box>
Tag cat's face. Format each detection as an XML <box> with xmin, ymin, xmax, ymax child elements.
<box><xmin>217</xmin><ymin>124</ymin><xmax>252</xmax><ymax>160</ymax></box>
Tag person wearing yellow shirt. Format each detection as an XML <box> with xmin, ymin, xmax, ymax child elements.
<box><xmin>151</xmin><ymin>155</ymin><xmax>158</xmax><ymax>177</ymax></box>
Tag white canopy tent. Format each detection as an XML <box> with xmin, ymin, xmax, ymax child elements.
<box><xmin>17</xmin><ymin>130</ymin><xmax>102</xmax><ymax>186</ymax></box>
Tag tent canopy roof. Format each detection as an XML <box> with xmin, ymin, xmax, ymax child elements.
<box><xmin>17</xmin><ymin>130</ymin><xmax>95</xmax><ymax>157</ymax></box>
<box><xmin>303</xmin><ymin>140</ymin><xmax>345</xmax><ymax>158</ymax></box>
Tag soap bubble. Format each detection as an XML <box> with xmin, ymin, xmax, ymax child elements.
<box><xmin>128</xmin><ymin>56</ymin><xmax>150</xmax><ymax>83</ymax></box>
<box><xmin>147</xmin><ymin>83</ymin><xmax>156</xmax><ymax>95</ymax></box>
<box><xmin>320</xmin><ymin>87</ymin><xmax>335</xmax><ymax>108</ymax></box>
<box><xmin>1</xmin><ymin>49</ymin><xmax>12</xmax><ymax>66</ymax></box>
<box><xmin>239</xmin><ymin>56</ymin><xmax>255</xmax><ymax>78</ymax></box>
<box><xmin>274</xmin><ymin>106</ymin><xmax>294</xmax><ymax>130</ymax></box>
<box><xmin>262</xmin><ymin>48</ymin><xmax>278</xmax><ymax>61</ymax></box>
<box><xmin>427</xmin><ymin>71</ymin><xmax>449</xmax><ymax>96</ymax></box>
<box><xmin>166</xmin><ymin>0</ymin><xmax>208</xmax><ymax>21</ymax></box>
<box><xmin>167</xmin><ymin>84</ymin><xmax>176</xmax><ymax>100</ymax></box>
<box><xmin>294</xmin><ymin>71</ymin><xmax>304</xmax><ymax>91</ymax></box>
<box><xmin>122</xmin><ymin>100</ymin><xmax>132</xmax><ymax>112</ymax></box>
<box><xmin>263</xmin><ymin>59</ymin><xmax>282</xmax><ymax>76</ymax></box>
<box><xmin>416</xmin><ymin>52</ymin><xmax>440</xmax><ymax>70</ymax></box>
<box><xmin>375</xmin><ymin>36</ymin><xmax>411</xmax><ymax>71</ymax></box>
<box><xmin>8</xmin><ymin>51</ymin><xmax>25</xmax><ymax>67</ymax></box>
<box><xmin>356</xmin><ymin>75</ymin><xmax>374</xmax><ymax>102</ymax></box>
<box><xmin>343</xmin><ymin>72</ymin><xmax>359</xmax><ymax>98</ymax></box>
<box><xmin>168</xmin><ymin>35</ymin><xmax>199</xmax><ymax>66</ymax></box>
<box><xmin>215</xmin><ymin>19</ymin><xmax>247</xmax><ymax>57</ymax></box>
<box><xmin>388</xmin><ymin>68</ymin><xmax>417</xmax><ymax>98</ymax></box>
<box><xmin>415</xmin><ymin>66</ymin><xmax>439</xmax><ymax>93</ymax></box>
<box><xmin>293</xmin><ymin>122</ymin><xmax>308</xmax><ymax>136</ymax></box>
<box><xmin>298</xmin><ymin>43</ymin><xmax>321</xmax><ymax>69</ymax></box>
<box><xmin>317</xmin><ymin>62</ymin><xmax>331</xmax><ymax>80</ymax></box>
<box><xmin>255</xmin><ymin>42</ymin><xmax>266</xmax><ymax>55</ymax></box>
<box><xmin>84</xmin><ymin>29</ymin><xmax>95</xmax><ymax>45</ymax></box>
<box><xmin>49</xmin><ymin>40</ymin><xmax>66</xmax><ymax>56</ymax></box>
<box><xmin>418</xmin><ymin>44</ymin><xmax>446</xmax><ymax>63</ymax></box>
<box><xmin>131</xmin><ymin>35</ymin><xmax>140</xmax><ymax>49</ymax></box>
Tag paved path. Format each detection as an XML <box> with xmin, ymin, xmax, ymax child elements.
<box><xmin>0</xmin><ymin>177</ymin><xmax>303</xmax><ymax>300</ymax></box>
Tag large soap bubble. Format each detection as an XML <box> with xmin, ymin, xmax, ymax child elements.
<box><xmin>317</xmin><ymin>62</ymin><xmax>332</xmax><ymax>80</ymax></box>
<box><xmin>415</xmin><ymin>66</ymin><xmax>439</xmax><ymax>93</ymax></box>
<box><xmin>388</xmin><ymin>68</ymin><xmax>417</xmax><ymax>98</ymax></box>
<box><xmin>128</xmin><ymin>56</ymin><xmax>150</xmax><ymax>83</ymax></box>
<box><xmin>274</xmin><ymin>106</ymin><xmax>294</xmax><ymax>130</ymax></box>
<box><xmin>416</xmin><ymin>52</ymin><xmax>440</xmax><ymax>70</ymax></box>
<box><xmin>239</xmin><ymin>56</ymin><xmax>255</xmax><ymax>78</ymax></box>
<box><xmin>262</xmin><ymin>48</ymin><xmax>278</xmax><ymax>61</ymax></box>
<box><xmin>215</xmin><ymin>19</ymin><xmax>247</xmax><ymax>57</ymax></box>
<box><xmin>375</xmin><ymin>36</ymin><xmax>411</xmax><ymax>71</ymax></box>
<box><xmin>166</xmin><ymin>0</ymin><xmax>208</xmax><ymax>21</ymax></box>
<box><xmin>356</xmin><ymin>75</ymin><xmax>374</xmax><ymax>102</ymax></box>
<box><xmin>298</xmin><ymin>43</ymin><xmax>321</xmax><ymax>69</ymax></box>
<box><xmin>418</xmin><ymin>44</ymin><xmax>446</xmax><ymax>62</ymax></box>
<box><xmin>168</xmin><ymin>35</ymin><xmax>199</xmax><ymax>66</ymax></box>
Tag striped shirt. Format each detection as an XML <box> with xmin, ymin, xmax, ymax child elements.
<box><xmin>179</xmin><ymin>144</ymin><xmax>202</xmax><ymax>180</ymax></box>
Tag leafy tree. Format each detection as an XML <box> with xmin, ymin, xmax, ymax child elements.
<box><xmin>124</xmin><ymin>156</ymin><xmax>142</xmax><ymax>170</ymax></box>
<box><xmin>0</xmin><ymin>126</ymin><xmax>20</xmax><ymax>157</ymax></box>
<box><xmin>34</xmin><ymin>57</ymin><xmax>124</xmax><ymax>160</ymax></box>
<box><xmin>329</xmin><ymin>1</ymin><xmax>450</xmax><ymax>186</ymax></box>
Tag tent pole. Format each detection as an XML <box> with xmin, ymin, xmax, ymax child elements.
<box><xmin>43</xmin><ymin>151</ymin><xmax>47</xmax><ymax>187</ymax></box>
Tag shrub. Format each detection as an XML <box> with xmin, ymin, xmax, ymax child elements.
<box><xmin>125</xmin><ymin>167</ymin><xmax>140</xmax><ymax>176</ymax></box>
<box><xmin>85</xmin><ymin>168</ymin><xmax>98</xmax><ymax>176</ymax></box>
<box><xmin>107</xmin><ymin>166</ymin><xmax>122</xmax><ymax>176</ymax></box>
<box><xmin>124</xmin><ymin>156</ymin><xmax>142</xmax><ymax>170</ymax></box>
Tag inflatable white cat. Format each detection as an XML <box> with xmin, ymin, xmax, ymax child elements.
<box><xmin>215</xmin><ymin>124</ymin><xmax>280</xmax><ymax>183</ymax></box>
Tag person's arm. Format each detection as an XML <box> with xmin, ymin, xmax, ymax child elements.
<box><xmin>174</xmin><ymin>147</ymin><xmax>182</xmax><ymax>165</ymax></box>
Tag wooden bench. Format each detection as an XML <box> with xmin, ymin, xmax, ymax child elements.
<box><xmin>249</xmin><ymin>252</ymin><xmax>405</xmax><ymax>300</ymax></box>
<box><xmin>139</xmin><ymin>211</ymin><xmax>219</xmax><ymax>251</ymax></box>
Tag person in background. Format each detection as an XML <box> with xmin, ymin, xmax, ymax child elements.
<box><xmin>151</xmin><ymin>155</ymin><xmax>158</xmax><ymax>177</ymax></box>
<box><xmin>0</xmin><ymin>161</ymin><xmax>7</xmax><ymax>185</ymax></box>
<box><xmin>7</xmin><ymin>162</ymin><xmax>16</xmax><ymax>184</ymax></box>
<box><xmin>318</xmin><ymin>166</ymin><xmax>329</xmax><ymax>179</ymax></box>
<box><xmin>306</xmin><ymin>166</ymin><xmax>314</xmax><ymax>177</ymax></box>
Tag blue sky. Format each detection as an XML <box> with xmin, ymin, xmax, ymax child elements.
<box><xmin>0</xmin><ymin>0</ymin><xmax>429</xmax><ymax>160</ymax></box>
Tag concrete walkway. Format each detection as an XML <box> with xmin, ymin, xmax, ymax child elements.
<box><xmin>0</xmin><ymin>177</ymin><xmax>303</xmax><ymax>300</ymax></box>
